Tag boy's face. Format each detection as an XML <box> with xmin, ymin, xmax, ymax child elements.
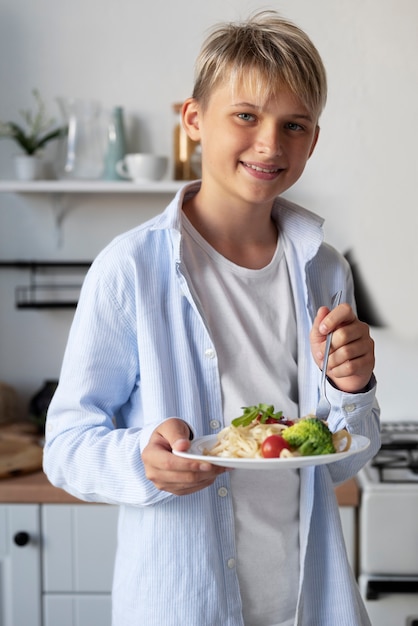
<box><xmin>183</xmin><ymin>78</ymin><xmax>319</xmax><ymax>211</ymax></box>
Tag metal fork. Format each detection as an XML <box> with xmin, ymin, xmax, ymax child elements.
<box><xmin>316</xmin><ymin>290</ymin><xmax>342</xmax><ymax>421</ymax></box>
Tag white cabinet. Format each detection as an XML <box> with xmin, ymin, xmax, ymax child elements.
<box><xmin>0</xmin><ymin>504</ymin><xmax>42</xmax><ymax>626</ymax></box>
<box><xmin>0</xmin><ymin>503</ymin><xmax>118</xmax><ymax>626</ymax></box>
<box><xmin>42</xmin><ymin>504</ymin><xmax>118</xmax><ymax>626</ymax></box>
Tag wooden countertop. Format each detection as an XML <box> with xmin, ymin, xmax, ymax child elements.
<box><xmin>0</xmin><ymin>470</ymin><xmax>83</xmax><ymax>503</ymax></box>
<box><xmin>0</xmin><ymin>469</ymin><xmax>359</xmax><ymax>506</ymax></box>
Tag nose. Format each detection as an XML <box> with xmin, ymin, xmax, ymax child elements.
<box><xmin>255</xmin><ymin>124</ymin><xmax>283</xmax><ymax>157</ymax></box>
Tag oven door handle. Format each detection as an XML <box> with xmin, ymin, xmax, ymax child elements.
<box><xmin>367</xmin><ymin>579</ymin><xmax>418</xmax><ymax>600</ymax></box>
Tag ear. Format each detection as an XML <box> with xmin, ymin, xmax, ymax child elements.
<box><xmin>308</xmin><ymin>125</ymin><xmax>320</xmax><ymax>158</ymax></box>
<box><xmin>182</xmin><ymin>98</ymin><xmax>201</xmax><ymax>141</ymax></box>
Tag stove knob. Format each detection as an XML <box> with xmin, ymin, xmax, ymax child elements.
<box><xmin>13</xmin><ymin>531</ymin><xmax>30</xmax><ymax>547</ymax></box>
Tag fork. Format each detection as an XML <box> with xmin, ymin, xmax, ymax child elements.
<box><xmin>315</xmin><ymin>290</ymin><xmax>342</xmax><ymax>421</ymax></box>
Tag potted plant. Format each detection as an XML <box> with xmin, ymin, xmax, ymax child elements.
<box><xmin>0</xmin><ymin>89</ymin><xmax>65</xmax><ymax>180</ymax></box>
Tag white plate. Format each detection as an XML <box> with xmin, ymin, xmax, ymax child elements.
<box><xmin>173</xmin><ymin>433</ymin><xmax>370</xmax><ymax>469</ymax></box>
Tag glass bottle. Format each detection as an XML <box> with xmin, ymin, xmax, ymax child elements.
<box><xmin>172</xmin><ymin>102</ymin><xmax>201</xmax><ymax>180</ymax></box>
<box><xmin>102</xmin><ymin>106</ymin><xmax>127</xmax><ymax>180</ymax></box>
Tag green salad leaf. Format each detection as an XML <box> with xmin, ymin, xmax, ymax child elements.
<box><xmin>232</xmin><ymin>403</ymin><xmax>283</xmax><ymax>427</ymax></box>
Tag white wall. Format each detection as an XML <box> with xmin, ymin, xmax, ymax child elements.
<box><xmin>0</xmin><ymin>0</ymin><xmax>417</xmax><ymax>415</ymax></box>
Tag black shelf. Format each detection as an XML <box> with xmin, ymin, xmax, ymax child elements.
<box><xmin>0</xmin><ymin>261</ymin><xmax>91</xmax><ymax>309</ymax></box>
<box><xmin>0</xmin><ymin>261</ymin><xmax>91</xmax><ymax>269</ymax></box>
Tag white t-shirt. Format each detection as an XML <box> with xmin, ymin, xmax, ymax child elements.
<box><xmin>182</xmin><ymin>215</ymin><xmax>300</xmax><ymax>626</ymax></box>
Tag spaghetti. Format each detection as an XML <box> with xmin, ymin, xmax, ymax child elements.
<box><xmin>205</xmin><ymin>416</ymin><xmax>352</xmax><ymax>459</ymax></box>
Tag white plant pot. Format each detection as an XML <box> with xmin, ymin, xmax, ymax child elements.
<box><xmin>14</xmin><ymin>154</ymin><xmax>43</xmax><ymax>181</ymax></box>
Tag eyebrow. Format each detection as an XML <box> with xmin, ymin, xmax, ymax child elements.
<box><xmin>231</xmin><ymin>102</ymin><xmax>314</xmax><ymax>122</ymax></box>
<box><xmin>230</xmin><ymin>101</ymin><xmax>261</xmax><ymax>110</ymax></box>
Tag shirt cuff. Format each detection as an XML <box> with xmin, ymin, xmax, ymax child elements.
<box><xmin>325</xmin><ymin>374</ymin><xmax>377</xmax><ymax>429</ymax></box>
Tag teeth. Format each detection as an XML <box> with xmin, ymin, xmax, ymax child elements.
<box><xmin>244</xmin><ymin>162</ymin><xmax>278</xmax><ymax>174</ymax></box>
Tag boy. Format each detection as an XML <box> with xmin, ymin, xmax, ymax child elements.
<box><xmin>44</xmin><ymin>11</ymin><xmax>380</xmax><ymax>626</ymax></box>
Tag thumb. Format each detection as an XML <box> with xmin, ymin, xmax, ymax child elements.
<box><xmin>310</xmin><ymin>306</ymin><xmax>331</xmax><ymax>367</ymax></box>
<box><xmin>155</xmin><ymin>417</ymin><xmax>193</xmax><ymax>452</ymax></box>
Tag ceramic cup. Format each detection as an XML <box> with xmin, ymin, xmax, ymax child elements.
<box><xmin>116</xmin><ymin>154</ymin><xmax>168</xmax><ymax>182</ymax></box>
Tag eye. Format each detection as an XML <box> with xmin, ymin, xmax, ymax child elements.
<box><xmin>285</xmin><ymin>122</ymin><xmax>304</xmax><ymax>132</ymax></box>
<box><xmin>237</xmin><ymin>112</ymin><xmax>256</xmax><ymax>122</ymax></box>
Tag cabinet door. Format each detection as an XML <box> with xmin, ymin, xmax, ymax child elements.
<box><xmin>42</xmin><ymin>504</ymin><xmax>118</xmax><ymax>593</ymax></box>
<box><xmin>0</xmin><ymin>504</ymin><xmax>42</xmax><ymax>626</ymax></box>
<box><xmin>43</xmin><ymin>595</ymin><xmax>112</xmax><ymax>626</ymax></box>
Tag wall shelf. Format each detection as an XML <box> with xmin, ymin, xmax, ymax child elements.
<box><xmin>0</xmin><ymin>180</ymin><xmax>189</xmax><ymax>303</ymax></box>
<box><xmin>0</xmin><ymin>179</ymin><xmax>187</xmax><ymax>245</ymax></box>
<box><xmin>0</xmin><ymin>180</ymin><xmax>185</xmax><ymax>194</ymax></box>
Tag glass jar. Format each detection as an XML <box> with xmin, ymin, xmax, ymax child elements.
<box><xmin>55</xmin><ymin>98</ymin><xmax>105</xmax><ymax>179</ymax></box>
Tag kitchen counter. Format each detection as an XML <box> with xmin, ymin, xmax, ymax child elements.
<box><xmin>0</xmin><ymin>470</ymin><xmax>82</xmax><ymax>503</ymax></box>
<box><xmin>0</xmin><ymin>420</ymin><xmax>82</xmax><ymax>503</ymax></box>
<box><xmin>0</xmin><ymin>469</ymin><xmax>359</xmax><ymax>506</ymax></box>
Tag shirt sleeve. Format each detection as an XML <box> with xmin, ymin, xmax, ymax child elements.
<box><xmin>43</xmin><ymin>258</ymin><xmax>176</xmax><ymax>507</ymax></box>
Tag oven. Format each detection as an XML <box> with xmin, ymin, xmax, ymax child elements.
<box><xmin>357</xmin><ymin>421</ymin><xmax>418</xmax><ymax>625</ymax></box>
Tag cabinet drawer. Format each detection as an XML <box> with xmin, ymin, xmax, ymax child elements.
<box><xmin>43</xmin><ymin>594</ymin><xmax>112</xmax><ymax>626</ymax></box>
<box><xmin>42</xmin><ymin>504</ymin><xmax>118</xmax><ymax>593</ymax></box>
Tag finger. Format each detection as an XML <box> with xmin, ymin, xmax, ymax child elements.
<box><xmin>310</xmin><ymin>306</ymin><xmax>330</xmax><ymax>342</ymax></box>
<box><xmin>327</xmin><ymin>332</ymin><xmax>375</xmax><ymax>392</ymax></box>
<box><xmin>318</xmin><ymin>303</ymin><xmax>355</xmax><ymax>336</ymax></box>
<box><xmin>328</xmin><ymin>356</ymin><xmax>375</xmax><ymax>393</ymax></box>
<box><xmin>146</xmin><ymin>458</ymin><xmax>225</xmax><ymax>494</ymax></box>
<box><xmin>145</xmin><ymin>435</ymin><xmax>213</xmax><ymax>475</ymax></box>
<box><xmin>328</xmin><ymin>319</ymin><xmax>372</xmax><ymax>359</ymax></box>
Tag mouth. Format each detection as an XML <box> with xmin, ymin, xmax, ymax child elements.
<box><xmin>240</xmin><ymin>161</ymin><xmax>281</xmax><ymax>175</ymax></box>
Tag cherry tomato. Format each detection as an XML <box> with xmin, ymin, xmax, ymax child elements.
<box><xmin>261</xmin><ymin>434</ymin><xmax>291</xmax><ymax>458</ymax></box>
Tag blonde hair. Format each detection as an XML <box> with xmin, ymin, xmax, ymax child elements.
<box><xmin>193</xmin><ymin>11</ymin><xmax>327</xmax><ymax>118</ymax></box>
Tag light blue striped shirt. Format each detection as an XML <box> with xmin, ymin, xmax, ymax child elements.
<box><xmin>44</xmin><ymin>182</ymin><xmax>380</xmax><ymax>626</ymax></box>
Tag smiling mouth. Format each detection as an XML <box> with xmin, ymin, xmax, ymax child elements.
<box><xmin>241</xmin><ymin>161</ymin><xmax>280</xmax><ymax>174</ymax></box>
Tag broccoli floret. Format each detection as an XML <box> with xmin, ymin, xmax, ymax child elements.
<box><xmin>281</xmin><ymin>417</ymin><xmax>335</xmax><ymax>456</ymax></box>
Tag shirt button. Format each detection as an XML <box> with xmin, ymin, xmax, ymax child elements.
<box><xmin>204</xmin><ymin>348</ymin><xmax>216</xmax><ymax>359</ymax></box>
<box><xmin>227</xmin><ymin>558</ymin><xmax>236</xmax><ymax>569</ymax></box>
<box><xmin>46</xmin><ymin>423</ymin><xmax>54</xmax><ymax>432</ymax></box>
<box><xmin>344</xmin><ymin>403</ymin><xmax>356</xmax><ymax>413</ymax></box>
<box><xmin>218</xmin><ymin>487</ymin><xmax>228</xmax><ymax>497</ymax></box>
<box><xmin>210</xmin><ymin>419</ymin><xmax>220</xmax><ymax>430</ymax></box>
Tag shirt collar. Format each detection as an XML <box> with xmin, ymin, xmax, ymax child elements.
<box><xmin>152</xmin><ymin>182</ymin><xmax>324</xmax><ymax>264</ymax></box>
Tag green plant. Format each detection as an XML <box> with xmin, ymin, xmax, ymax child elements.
<box><xmin>0</xmin><ymin>89</ymin><xmax>64</xmax><ymax>155</ymax></box>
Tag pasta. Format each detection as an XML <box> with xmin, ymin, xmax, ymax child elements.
<box><xmin>205</xmin><ymin>417</ymin><xmax>352</xmax><ymax>459</ymax></box>
<box><xmin>332</xmin><ymin>429</ymin><xmax>352</xmax><ymax>453</ymax></box>
<box><xmin>206</xmin><ymin>422</ymin><xmax>289</xmax><ymax>459</ymax></box>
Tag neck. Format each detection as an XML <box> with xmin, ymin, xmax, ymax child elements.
<box><xmin>182</xmin><ymin>191</ymin><xmax>278</xmax><ymax>269</ymax></box>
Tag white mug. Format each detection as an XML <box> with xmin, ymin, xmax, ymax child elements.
<box><xmin>116</xmin><ymin>154</ymin><xmax>168</xmax><ymax>182</ymax></box>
